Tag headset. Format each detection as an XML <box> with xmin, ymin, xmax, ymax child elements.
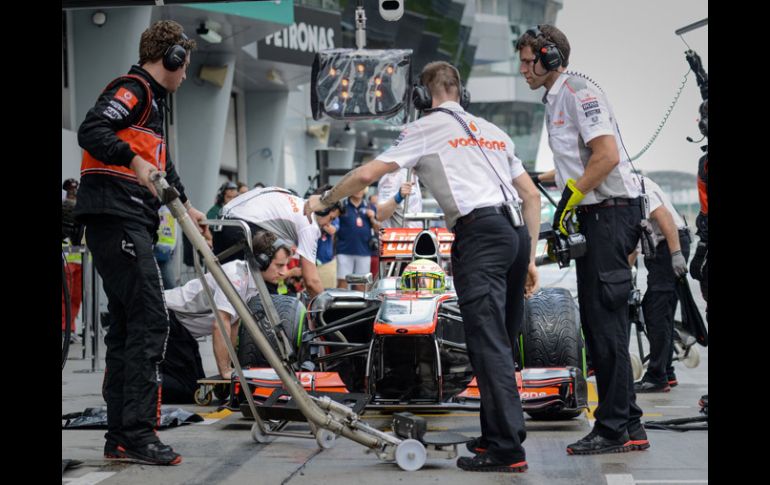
<box><xmin>412</xmin><ymin>63</ymin><xmax>470</xmax><ymax>111</ymax></box>
<box><xmin>524</xmin><ymin>25</ymin><xmax>564</xmax><ymax>72</ymax></box>
<box><xmin>162</xmin><ymin>32</ymin><xmax>189</xmax><ymax>71</ymax></box>
<box><xmin>253</xmin><ymin>236</ymin><xmax>294</xmax><ymax>271</ymax></box>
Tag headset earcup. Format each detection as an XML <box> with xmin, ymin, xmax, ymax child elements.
<box><xmin>163</xmin><ymin>44</ymin><xmax>186</xmax><ymax>71</ymax></box>
<box><xmin>412</xmin><ymin>85</ymin><xmax>432</xmax><ymax>111</ymax></box>
<box><xmin>255</xmin><ymin>253</ymin><xmax>270</xmax><ymax>272</ymax></box>
<box><xmin>540</xmin><ymin>44</ymin><xmax>563</xmax><ymax>71</ymax></box>
<box><xmin>460</xmin><ymin>87</ymin><xmax>471</xmax><ymax>110</ymax></box>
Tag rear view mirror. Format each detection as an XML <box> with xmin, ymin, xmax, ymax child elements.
<box><xmin>346</xmin><ymin>273</ymin><xmax>374</xmax><ymax>285</ymax></box>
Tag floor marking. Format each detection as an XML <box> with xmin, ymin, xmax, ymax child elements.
<box><xmin>62</xmin><ymin>472</ymin><xmax>116</xmax><ymax>485</ymax></box>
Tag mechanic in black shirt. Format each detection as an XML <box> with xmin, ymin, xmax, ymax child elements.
<box><xmin>74</xmin><ymin>20</ymin><xmax>207</xmax><ymax>466</ymax></box>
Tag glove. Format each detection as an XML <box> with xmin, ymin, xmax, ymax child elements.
<box><xmin>671</xmin><ymin>250</ymin><xmax>688</xmax><ymax>278</ymax></box>
<box><xmin>552</xmin><ymin>179</ymin><xmax>585</xmax><ymax>236</ymax></box>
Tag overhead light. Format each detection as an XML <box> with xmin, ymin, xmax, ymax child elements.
<box><xmin>196</xmin><ymin>22</ymin><xmax>222</xmax><ymax>44</ymax></box>
<box><xmin>92</xmin><ymin>10</ymin><xmax>107</xmax><ymax>27</ymax></box>
<box><xmin>266</xmin><ymin>68</ymin><xmax>284</xmax><ymax>85</ymax></box>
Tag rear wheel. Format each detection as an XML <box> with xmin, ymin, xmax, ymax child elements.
<box><xmin>521</xmin><ymin>287</ymin><xmax>584</xmax><ymax>420</ymax></box>
<box><xmin>237</xmin><ymin>294</ymin><xmax>306</xmax><ymax>369</ymax></box>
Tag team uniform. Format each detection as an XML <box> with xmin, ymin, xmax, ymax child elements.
<box><xmin>545</xmin><ymin>72</ymin><xmax>644</xmax><ymax>442</ymax></box>
<box><xmin>75</xmin><ymin>66</ymin><xmax>190</xmax><ymax>452</ymax></box>
<box><xmin>377</xmin><ymin>100</ymin><xmax>531</xmax><ymax>464</ymax></box>
<box><xmin>636</xmin><ymin>178</ymin><xmax>690</xmax><ymax>390</ymax></box>
<box><xmin>214</xmin><ymin>187</ymin><xmax>320</xmax><ymax>264</ymax></box>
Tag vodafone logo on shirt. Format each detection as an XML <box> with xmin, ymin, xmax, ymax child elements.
<box><xmin>114</xmin><ymin>87</ymin><xmax>138</xmax><ymax>109</ymax></box>
<box><xmin>448</xmin><ymin>136</ymin><xmax>506</xmax><ymax>151</ymax></box>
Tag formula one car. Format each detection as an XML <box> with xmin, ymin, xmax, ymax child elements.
<box><xmin>233</xmin><ymin>216</ymin><xmax>587</xmax><ymax>420</ymax></box>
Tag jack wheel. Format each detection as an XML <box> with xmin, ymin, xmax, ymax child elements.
<box><xmin>395</xmin><ymin>439</ymin><xmax>426</xmax><ymax>471</ymax></box>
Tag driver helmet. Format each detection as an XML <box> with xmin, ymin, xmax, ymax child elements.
<box><xmin>400</xmin><ymin>259</ymin><xmax>445</xmax><ymax>291</ymax></box>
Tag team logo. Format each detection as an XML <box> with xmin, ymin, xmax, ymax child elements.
<box><xmin>114</xmin><ymin>87</ymin><xmax>138</xmax><ymax>110</ymax></box>
<box><xmin>469</xmin><ymin>121</ymin><xmax>478</xmax><ymax>133</ymax></box>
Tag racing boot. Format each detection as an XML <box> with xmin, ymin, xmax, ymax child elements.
<box><xmin>457</xmin><ymin>453</ymin><xmax>528</xmax><ymax>473</ymax></box>
<box><xmin>566</xmin><ymin>428</ymin><xmax>632</xmax><ymax>455</ymax></box>
<box><xmin>625</xmin><ymin>422</ymin><xmax>650</xmax><ymax>451</ymax></box>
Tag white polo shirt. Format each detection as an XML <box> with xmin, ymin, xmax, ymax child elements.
<box><xmin>544</xmin><ymin>73</ymin><xmax>639</xmax><ymax>205</ymax></box>
<box><xmin>377</xmin><ymin>168</ymin><xmax>423</xmax><ymax>228</ymax></box>
<box><xmin>164</xmin><ymin>260</ymin><xmax>258</xmax><ymax>338</ymax></box>
<box><xmin>221</xmin><ymin>187</ymin><xmax>321</xmax><ymax>263</ymax></box>
<box><xmin>637</xmin><ymin>177</ymin><xmax>686</xmax><ymax>245</ymax></box>
<box><xmin>376</xmin><ymin>101</ymin><xmax>526</xmax><ymax>228</ymax></box>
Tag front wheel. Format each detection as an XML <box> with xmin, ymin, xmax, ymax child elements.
<box><xmin>521</xmin><ymin>287</ymin><xmax>585</xmax><ymax>420</ymax></box>
<box><xmin>237</xmin><ymin>294</ymin><xmax>306</xmax><ymax>368</ymax></box>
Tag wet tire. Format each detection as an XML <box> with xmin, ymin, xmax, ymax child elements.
<box><xmin>522</xmin><ymin>287</ymin><xmax>584</xmax><ymax>420</ymax></box>
<box><xmin>237</xmin><ymin>294</ymin><xmax>306</xmax><ymax>369</ymax></box>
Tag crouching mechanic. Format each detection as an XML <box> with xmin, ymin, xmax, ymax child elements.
<box><xmin>213</xmin><ymin>186</ymin><xmax>341</xmax><ymax>298</ymax></box>
<box><xmin>161</xmin><ymin>232</ymin><xmax>293</xmax><ymax>401</ymax></box>
<box><xmin>631</xmin><ymin>177</ymin><xmax>690</xmax><ymax>393</ymax></box>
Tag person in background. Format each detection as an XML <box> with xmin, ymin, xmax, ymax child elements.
<box><xmin>630</xmin><ymin>177</ymin><xmax>690</xmax><ymax>393</ymax></box>
<box><xmin>367</xmin><ymin>192</ymin><xmax>380</xmax><ymax>278</ymax></box>
<box><xmin>62</xmin><ymin>178</ymin><xmax>84</xmax><ymax>341</ymax></box>
<box><xmin>335</xmin><ymin>188</ymin><xmax>379</xmax><ymax>291</ymax></box>
<box><xmin>236</xmin><ymin>181</ymin><xmax>249</xmax><ymax>195</ymax></box>
<box><xmin>315</xmin><ymin>185</ymin><xmax>341</xmax><ymax>289</ymax></box>
<box><xmin>154</xmin><ymin>205</ymin><xmax>178</xmax><ymax>289</ymax></box>
<box><xmin>207</xmin><ymin>181</ymin><xmax>238</xmax><ymax>220</ymax></box>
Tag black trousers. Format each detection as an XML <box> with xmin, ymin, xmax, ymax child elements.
<box><xmin>576</xmin><ymin>204</ymin><xmax>643</xmax><ymax>439</ymax></box>
<box><xmin>641</xmin><ymin>231</ymin><xmax>691</xmax><ymax>385</ymax></box>
<box><xmin>212</xmin><ymin>220</ymin><xmax>264</xmax><ymax>265</ymax></box>
<box><xmin>452</xmin><ymin>213</ymin><xmax>530</xmax><ymax>462</ymax></box>
<box><xmin>86</xmin><ymin>216</ymin><xmax>170</xmax><ymax>447</ymax></box>
<box><xmin>162</xmin><ymin>313</ymin><xmax>205</xmax><ymax>403</ymax></box>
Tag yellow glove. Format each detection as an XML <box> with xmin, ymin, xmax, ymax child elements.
<box><xmin>552</xmin><ymin>179</ymin><xmax>585</xmax><ymax>236</ymax></box>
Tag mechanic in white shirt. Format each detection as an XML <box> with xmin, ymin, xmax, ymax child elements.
<box><xmin>212</xmin><ymin>186</ymin><xmax>341</xmax><ymax>297</ymax></box>
<box><xmin>164</xmin><ymin>232</ymin><xmax>293</xmax><ymax>380</ymax></box>
<box><xmin>305</xmin><ymin>61</ymin><xmax>541</xmax><ymax>473</ymax></box>
<box><xmin>376</xmin><ymin>168</ymin><xmax>423</xmax><ymax>228</ymax></box>
<box><xmin>518</xmin><ymin>24</ymin><xmax>645</xmax><ymax>455</ymax></box>
<box><xmin>629</xmin><ymin>177</ymin><xmax>691</xmax><ymax>393</ymax></box>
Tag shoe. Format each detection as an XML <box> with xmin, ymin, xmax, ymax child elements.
<box><xmin>120</xmin><ymin>441</ymin><xmax>182</xmax><ymax>466</ymax></box>
<box><xmin>465</xmin><ymin>436</ymin><xmax>489</xmax><ymax>454</ymax></box>
<box><xmin>668</xmin><ymin>376</ymin><xmax>678</xmax><ymax>387</ymax></box>
<box><xmin>104</xmin><ymin>441</ymin><xmax>126</xmax><ymax>460</ymax></box>
<box><xmin>634</xmin><ymin>380</ymin><xmax>671</xmax><ymax>393</ymax></box>
<box><xmin>566</xmin><ymin>429</ymin><xmax>631</xmax><ymax>455</ymax></box>
<box><xmin>625</xmin><ymin>422</ymin><xmax>650</xmax><ymax>451</ymax></box>
<box><xmin>457</xmin><ymin>453</ymin><xmax>527</xmax><ymax>472</ymax></box>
